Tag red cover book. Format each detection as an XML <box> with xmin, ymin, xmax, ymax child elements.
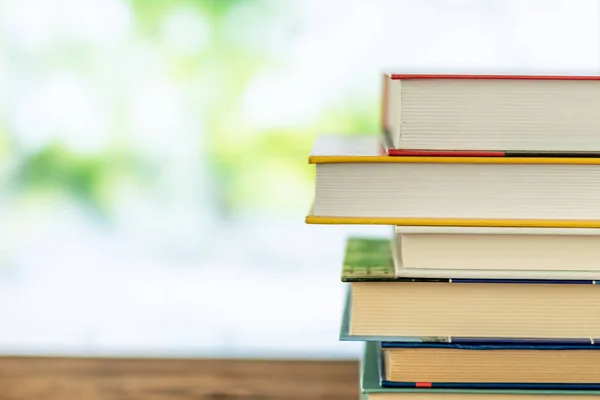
<box><xmin>382</xmin><ymin>73</ymin><xmax>600</xmax><ymax>156</ymax></box>
<box><xmin>389</xmin><ymin>73</ymin><xmax>600</xmax><ymax>81</ymax></box>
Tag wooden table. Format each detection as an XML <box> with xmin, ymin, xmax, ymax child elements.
<box><xmin>0</xmin><ymin>357</ymin><xmax>358</xmax><ymax>399</ymax></box>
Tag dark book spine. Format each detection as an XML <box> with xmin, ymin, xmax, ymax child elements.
<box><xmin>451</xmin><ymin>337</ymin><xmax>600</xmax><ymax>345</ymax></box>
<box><xmin>381</xmin><ymin>340</ymin><xmax>600</xmax><ymax>349</ymax></box>
<box><xmin>386</xmin><ymin>148</ymin><xmax>600</xmax><ymax>158</ymax></box>
<box><xmin>505</xmin><ymin>151</ymin><xmax>600</xmax><ymax>158</ymax></box>
<box><xmin>451</xmin><ymin>278</ymin><xmax>596</xmax><ymax>284</ymax></box>
<box><xmin>381</xmin><ymin>381</ymin><xmax>600</xmax><ymax>390</ymax></box>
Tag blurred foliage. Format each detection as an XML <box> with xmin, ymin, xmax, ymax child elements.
<box><xmin>3</xmin><ymin>0</ymin><xmax>378</xmax><ymax>216</ymax></box>
<box><xmin>15</xmin><ymin>144</ymin><xmax>138</xmax><ymax>215</ymax></box>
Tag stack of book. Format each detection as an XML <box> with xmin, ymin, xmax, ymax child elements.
<box><xmin>306</xmin><ymin>73</ymin><xmax>600</xmax><ymax>399</ymax></box>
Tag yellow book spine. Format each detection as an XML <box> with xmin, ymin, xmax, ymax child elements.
<box><xmin>305</xmin><ymin>215</ymin><xmax>600</xmax><ymax>228</ymax></box>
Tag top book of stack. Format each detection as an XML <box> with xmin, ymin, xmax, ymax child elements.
<box><xmin>382</xmin><ymin>74</ymin><xmax>600</xmax><ymax>156</ymax></box>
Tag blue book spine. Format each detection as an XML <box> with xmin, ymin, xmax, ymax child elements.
<box><xmin>381</xmin><ymin>382</ymin><xmax>600</xmax><ymax>390</ymax></box>
<box><xmin>450</xmin><ymin>337</ymin><xmax>600</xmax><ymax>345</ymax></box>
<box><xmin>451</xmin><ymin>279</ymin><xmax>596</xmax><ymax>284</ymax></box>
<box><xmin>380</xmin><ymin>341</ymin><xmax>600</xmax><ymax>350</ymax></box>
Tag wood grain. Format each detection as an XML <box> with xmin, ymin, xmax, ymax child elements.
<box><xmin>0</xmin><ymin>357</ymin><xmax>358</xmax><ymax>400</ymax></box>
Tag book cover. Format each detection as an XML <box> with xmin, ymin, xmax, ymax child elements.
<box><xmin>309</xmin><ymin>135</ymin><xmax>600</xmax><ymax>165</ymax></box>
<box><xmin>380</xmin><ymin>126</ymin><xmax>591</xmax><ymax>158</ymax></box>
<box><xmin>394</xmin><ymin>226</ymin><xmax>600</xmax><ymax>235</ymax></box>
<box><xmin>380</xmin><ymin>341</ymin><xmax>600</xmax><ymax>351</ymax></box>
<box><xmin>387</xmin><ymin>148</ymin><xmax>600</xmax><ymax>158</ymax></box>
<box><xmin>382</xmin><ymin>132</ymin><xmax>600</xmax><ymax>158</ymax></box>
<box><xmin>362</xmin><ymin>341</ymin><xmax>600</xmax><ymax>396</ymax></box>
<box><xmin>389</xmin><ymin>74</ymin><xmax>600</xmax><ymax>81</ymax></box>
<box><xmin>342</xmin><ymin>236</ymin><xmax>600</xmax><ymax>340</ymax></box>
<box><xmin>306</xmin><ymin>135</ymin><xmax>600</xmax><ymax>228</ymax></box>
<box><xmin>342</xmin><ymin>237</ymin><xmax>600</xmax><ymax>281</ymax></box>
<box><xmin>381</xmin><ymin>74</ymin><xmax>600</xmax><ymax>153</ymax></box>
<box><xmin>379</xmin><ymin>344</ymin><xmax>600</xmax><ymax>390</ymax></box>
<box><xmin>340</xmin><ymin>288</ymin><xmax>600</xmax><ymax>344</ymax></box>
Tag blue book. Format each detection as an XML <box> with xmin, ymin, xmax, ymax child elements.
<box><xmin>379</xmin><ymin>341</ymin><xmax>600</xmax><ymax>390</ymax></box>
<box><xmin>361</xmin><ymin>341</ymin><xmax>600</xmax><ymax>399</ymax></box>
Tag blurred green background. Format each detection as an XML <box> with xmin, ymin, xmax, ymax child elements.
<box><xmin>0</xmin><ymin>0</ymin><xmax>598</xmax><ymax>358</ymax></box>
<box><xmin>0</xmin><ymin>0</ymin><xmax>379</xmax><ymax>220</ymax></box>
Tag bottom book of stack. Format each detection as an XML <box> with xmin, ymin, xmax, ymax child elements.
<box><xmin>361</xmin><ymin>341</ymin><xmax>600</xmax><ymax>399</ymax></box>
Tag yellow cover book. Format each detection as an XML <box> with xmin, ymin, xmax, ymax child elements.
<box><xmin>306</xmin><ymin>135</ymin><xmax>600</xmax><ymax>228</ymax></box>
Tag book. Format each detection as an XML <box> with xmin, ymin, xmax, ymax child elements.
<box><xmin>345</xmin><ymin>236</ymin><xmax>600</xmax><ymax>282</ymax></box>
<box><xmin>343</xmin><ymin>281</ymin><xmax>600</xmax><ymax>341</ymax></box>
<box><xmin>340</xmin><ymin>239</ymin><xmax>600</xmax><ymax>341</ymax></box>
<box><xmin>361</xmin><ymin>341</ymin><xmax>600</xmax><ymax>399</ymax></box>
<box><xmin>394</xmin><ymin>226</ymin><xmax>600</xmax><ymax>272</ymax></box>
<box><xmin>307</xmin><ymin>134</ymin><xmax>600</xmax><ymax>228</ymax></box>
<box><xmin>381</xmin><ymin>73</ymin><xmax>600</xmax><ymax>153</ymax></box>
<box><xmin>380</xmin><ymin>341</ymin><xmax>600</xmax><ymax>390</ymax></box>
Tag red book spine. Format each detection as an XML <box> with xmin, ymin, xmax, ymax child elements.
<box><xmin>390</xmin><ymin>73</ymin><xmax>600</xmax><ymax>81</ymax></box>
<box><xmin>387</xmin><ymin>149</ymin><xmax>506</xmax><ymax>157</ymax></box>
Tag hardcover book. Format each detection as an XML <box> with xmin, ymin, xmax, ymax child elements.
<box><xmin>392</xmin><ymin>227</ymin><xmax>600</xmax><ymax>277</ymax></box>
<box><xmin>361</xmin><ymin>341</ymin><xmax>600</xmax><ymax>399</ymax></box>
<box><xmin>307</xmin><ymin>134</ymin><xmax>600</xmax><ymax>228</ymax></box>
<box><xmin>347</xmin><ymin>236</ymin><xmax>600</xmax><ymax>281</ymax></box>
<box><xmin>381</xmin><ymin>73</ymin><xmax>600</xmax><ymax>153</ymax></box>
<box><xmin>340</xmin><ymin>237</ymin><xmax>600</xmax><ymax>341</ymax></box>
<box><xmin>380</xmin><ymin>341</ymin><xmax>600</xmax><ymax>390</ymax></box>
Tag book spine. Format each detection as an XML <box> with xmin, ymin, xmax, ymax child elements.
<box><xmin>381</xmin><ymin>341</ymin><xmax>600</xmax><ymax>349</ymax></box>
<box><xmin>450</xmin><ymin>278</ymin><xmax>596</xmax><ymax>284</ymax></box>
<box><xmin>386</xmin><ymin>149</ymin><xmax>600</xmax><ymax>157</ymax></box>
<box><xmin>381</xmin><ymin>381</ymin><xmax>600</xmax><ymax>390</ymax></box>
<box><xmin>388</xmin><ymin>74</ymin><xmax>600</xmax><ymax>80</ymax></box>
<box><xmin>450</xmin><ymin>337</ymin><xmax>600</xmax><ymax>345</ymax></box>
<box><xmin>377</xmin><ymin>337</ymin><xmax>600</xmax><ymax>345</ymax></box>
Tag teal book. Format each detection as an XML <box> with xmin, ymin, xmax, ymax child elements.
<box><xmin>361</xmin><ymin>341</ymin><xmax>600</xmax><ymax>399</ymax></box>
<box><xmin>342</xmin><ymin>238</ymin><xmax>600</xmax><ymax>342</ymax></box>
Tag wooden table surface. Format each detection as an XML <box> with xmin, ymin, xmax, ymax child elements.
<box><xmin>0</xmin><ymin>357</ymin><xmax>359</xmax><ymax>400</ymax></box>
